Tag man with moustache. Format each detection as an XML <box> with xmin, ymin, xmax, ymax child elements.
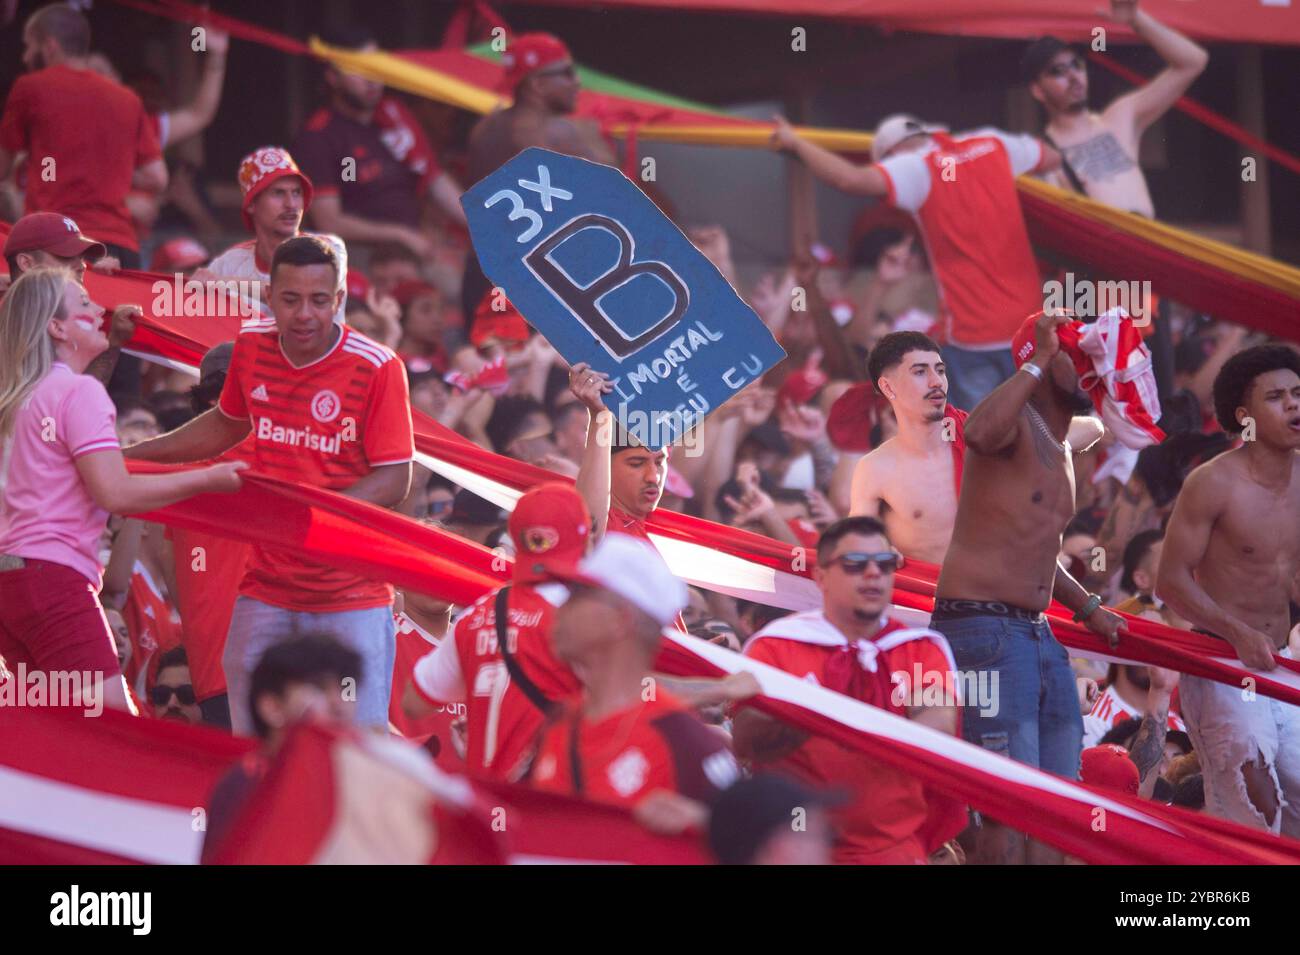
<box><xmin>931</xmin><ymin>309</ymin><xmax>1125</xmax><ymax>865</ymax></box>
<box><xmin>194</xmin><ymin>147</ymin><xmax>349</xmax><ymax>326</ymax></box>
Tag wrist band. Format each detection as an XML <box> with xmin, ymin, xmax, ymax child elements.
<box><xmin>1073</xmin><ymin>593</ymin><xmax>1104</xmax><ymax>622</ymax></box>
<box><xmin>1021</xmin><ymin>362</ymin><xmax>1044</xmax><ymax>382</ymax></box>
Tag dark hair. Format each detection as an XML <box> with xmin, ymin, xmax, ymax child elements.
<box><xmin>867</xmin><ymin>331</ymin><xmax>942</xmax><ymax>396</ymax></box>
<box><xmin>715</xmin><ymin>470</ymin><xmax>778</xmax><ymax>524</ymax></box>
<box><xmin>1020</xmin><ymin>36</ymin><xmax>1076</xmax><ymax>85</ymax></box>
<box><xmin>552</xmin><ymin>400</ymin><xmax>587</xmax><ymax>430</ymax></box>
<box><xmin>816</xmin><ymin>516</ymin><xmax>889</xmax><ymax>566</ymax></box>
<box><xmin>28</xmin><ymin>4</ymin><xmax>91</xmax><ymax>57</ymax></box>
<box><xmin>270</xmin><ymin>235</ymin><xmax>340</xmax><ymax>286</ymax></box>
<box><xmin>735</xmin><ymin>599</ymin><xmax>791</xmax><ymax>639</ymax></box>
<box><xmin>851</xmin><ymin>226</ymin><xmax>908</xmax><ymax>271</ymax></box>
<box><xmin>1120</xmin><ymin>528</ymin><xmax>1164</xmax><ymax>594</ymax></box>
<box><xmin>1171</xmin><ymin>773</ymin><xmax>1205</xmax><ymax>810</ymax></box>
<box><xmin>1212</xmin><ymin>345</ymin><xmax>1300</xmax><ymax>434</ymax></box>
<box><xmin>5</xmin><ymin>253</ymin><xmax>22</xmax><ymax>278</ymax></box>
<box><xmin>156</xmin><ymin>646</ymin><xmax>189</xmax><ymax>673</ymax></box>
<box><xmin>190</xmin><ymin>372</ymin><xmax>226</xmax><ymax>414</ymax></box>
<box><xmin>1099</xmin><ymin>716</ymin><xmax>1141</xmax><ymax>749</ymax></box>
<box><xmin>485</xmin><ymin>395</ymin><xmax>547</xmax><ymax>453</ymax></box>
<box><xmin>1134</xmin><ymin>430</ymin><xmax>1231</xmax><ymax>508</ymax></box>
<box><xmin>248</xmin><ymin>634</ymin><xmax>362</xmax><ymax>740</ymax></box>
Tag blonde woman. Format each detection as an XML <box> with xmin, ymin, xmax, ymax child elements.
<box><xmin>0</xmin><ymin>268</ymin><xmax>244</xmax><ymax>711</ymax></box>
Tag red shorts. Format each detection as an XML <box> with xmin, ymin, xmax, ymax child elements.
<box><xmin>0</xmin><ymin>558</ymin><xmax>121</xmax><ymax>677</ymax></box>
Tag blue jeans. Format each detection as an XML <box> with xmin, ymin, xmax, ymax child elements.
<box><xmin>940</xmin><ymin>345</ymin><xmax>1016</xmax><ymax>411</ymax></box>
<box><xmin>930</xmin><ymin>613</ymin><xmax>1082</xmax><ymax>779</ymax></box>
<box><xmin>223</xmin><ymin>596</ymin><xmax>395</xmax><ymax>736</ymax></box>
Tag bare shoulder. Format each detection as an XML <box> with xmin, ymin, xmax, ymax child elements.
<box><xmin>1179</xmin><ymin>451</ymin><xmax>1242</xmax><ymax>507</ymax></box>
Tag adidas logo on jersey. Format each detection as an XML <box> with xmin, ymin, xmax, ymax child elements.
<box><xmin>251</xmin><ymin>384</ymin><xmax>269</xmax><ymax>401</ymax></box>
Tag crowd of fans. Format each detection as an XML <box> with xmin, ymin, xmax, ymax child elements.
<box><xmin>1</xmin><ymin>1</ymin><xmax>1298</xmax><ymax>865</ymax></box>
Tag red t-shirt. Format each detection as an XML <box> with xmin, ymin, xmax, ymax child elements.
<box><xmin>411</xmin><ymin>582</ymin><xmax>579</xmax><ymax>781</ymax></box>
<box><xmin>530</xmin><ymin>691</ymin><xmax>739</xmax><ymax>808</ymax></box>
<box><xmin>876</xmin><ymin>129</ymin><xmax>1047</xmax><ymax>348</ymax></box>
<box><xmin>217</xmin><ymin>321</ymin><xmax>414</xmax><ymax>611</ymax></box>
<box><xmin>166</xmin><ymin>440</ymin><xmax>255</xmax><ymax>703</ymax></box>
<box><xmin>389</xmin><ymin>611</ymin><xmax>465</xmax><ymax>774</ymax></box>
<box><xmin>0</xmin><ymin>65</ymin><xmax>161</xmax><ymax>251</ymax></box>
<box><xmin>743</xmin><ymin>610</ymin><xmax>957</xmax><ymax>864</ymax></box>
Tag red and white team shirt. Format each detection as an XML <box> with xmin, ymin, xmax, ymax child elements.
<box><xmin>1082</xmin><ymin>683</ymin><xmax>1186</xmax><ymax>748</ymax></box>
<box><xmin>217</xmin><ymin>321</ymin><xmax>414</xmax><ymax>612</ymax></box>
<box><xmin>410</xmin><ymin>582</ymin><xmax>579</xmax><ymax>781</ymax></box>
<box><xmin>743</xmin><ymin>610</ymin><xmax>957</xmax><ymax>864</ymax></box>
<box><xmin>876</xmin><ymin>128</ymin><xmax>1050</xmax><ymax>348</ymax></box>
<box><xmin>530</xmin><ymin>691</ymin><xmax>739</xmax><ymax>808</ymax></box>
<box><xmin>123</xmin><ymin>561</ymin><xmax>183</xmax><ymax>700</ymax></box>
<box><xmin>203</xmin><ymin>232</ymin><xmax>348</xmax><ymax>325</ymax></box>
<box><xmin>389</xmin><ymin>611</ymin><xmax>465</xmax><ymax>773</ymax></box>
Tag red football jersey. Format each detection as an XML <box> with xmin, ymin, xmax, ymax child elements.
<box><xmin>123</xmin><ymin>563</ymin><xmax>182</xmax><ymax>700</ymax></box>
<box><xmin>411</xmin><ymin>582</ymin><xmax>579</xmax><ymax>781</ymax></box>
<box><xmin>530</xmin><ymin>692</ymin><xmax>739</xmax><ymax>808</ymax></box>
<box><xmin>743</xmin><ymin>610</ymin><xmax>957</xmax><ymax>864</ymax></box>
<box><xmin>389</xmin><ymin>611</ymin><xmax>465</xmax><ymax>774</ymax></box>
<box><xmin>217</xmin><ymin>321</ymin><xmax>414</xmax><ymax>611</ymax></box>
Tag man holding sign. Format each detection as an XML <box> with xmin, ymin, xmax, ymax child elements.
<box><xmin>462</xmin><ymin>147</ymin><xmax>785</xmax><ymax>453</ymax></box>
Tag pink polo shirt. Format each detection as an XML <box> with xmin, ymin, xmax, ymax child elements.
<box><xmin>0</xmin><ymin>362</ymin><xmax>119</xmax><ymax>587</ymax></box>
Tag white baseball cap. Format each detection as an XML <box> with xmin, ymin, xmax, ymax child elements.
<box><xmin>871</xmin><ymin>114</ymin><xmax>947</xmax><ymax>162</ymax></box>
<box><xmin>561</xmin><ymin>533</ymin><xmax>687</xmax><ymax>627</ymax></box>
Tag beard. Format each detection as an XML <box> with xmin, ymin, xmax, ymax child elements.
<box><xmin>1052</xmin><ymin>378</ymin><xmax>1094</xmax><ymax>413</ymax></box>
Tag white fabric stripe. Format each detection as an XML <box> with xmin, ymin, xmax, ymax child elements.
<box><xmin>121</xmin><ymin>349</ymin><xmax>200</xmax><ymax>376</ymax></box>
<box><xmin>0</xmin><ymin>765</ymin><xmax>202</xmax><ymax>865</ymax></box>
<box><xmin>342</xmin><ymin>342</ymin><xmax>384</xmax><ymax>368</ymax></box>
<box><xmin>667</xmin><ymin>631</ymin><xmax>1177</xmax><ymax>835</ymax></box>
<box><xmin>342</xmin><ymin>336</ymin><xmax>392</xmax><ymax>362</ymax></box>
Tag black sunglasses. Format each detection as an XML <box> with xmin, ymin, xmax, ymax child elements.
<box><xmin>151</xmin><ymin>683</ymin><xmax>196</xmax><ymax>707</ymax></box>
<box><xmin>828</xmin><ymin>551</ymin><xmax>901</xmax><ymax>575</ymax></box>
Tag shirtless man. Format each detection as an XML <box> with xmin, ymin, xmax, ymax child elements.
<box><xmin>1157</xmin><ymin>345</ymin><xmax>1300</xmax><ymax>836</ymax></box>
<box><xmin>930</xmin><ymin>310</ymin><xmax>1125</xmax><ymax>865</ymax></box>
<box><xmin>851</xmin><ymin>331</ymin><xmax>1104</xmax><ymax>565</ymax></box>
<box><xmin>1022</xmin><ymin>0</ymin><xmax>1208</xmax><ymax>220</ymax></box>
<box><xmin>461</xmin><ymin>33</ymin><xmax>615</xmax><ymax>321</ymax></box>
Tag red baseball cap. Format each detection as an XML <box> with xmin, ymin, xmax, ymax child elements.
<box><xmin>150</xmin><ymin>237</ymin><xmax>210</xmax><ymax>273</ymax></box>
<box><xmin>1011</xmin><ymin>311</ymin><xmax>1045</xmax><ymax>368</ymax></box>
<box><xmin>1080</xmin><ymin>744</ymin><xmax>1140</xmax><ymax>795</ymax></box>
<box><xmin>508</xmin><ymin>482</ymin><xmax>591</xmax><ymax>584</ymax></box>
<box><xmin>826</xmin><ymin>382</ymin><xmax>887</xmax><ymax>453</ymax></box>
<box><xmin>500</xmin><ymin>33</ymin><xmax>573</xmax><ymax>92</ymax></box>
<box><xmin>471</xmin><ymin>290</ymin><xmax>530</xmax><ymax>348</ymax></box>
<box><xmin>3</xmin><ymin>213</ymin><xmax>106</xmax><ymax>262</ymax></box>
<box><xmin>237</xmin><ymin>146</ymin><xmax>314</xmax><ymax>232</ymax></box>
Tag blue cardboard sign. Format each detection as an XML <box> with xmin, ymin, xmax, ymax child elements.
<box><xmin>463</xmin><ymin>148</ymin><xmax>786</xmax><ymax>448</ymax></box>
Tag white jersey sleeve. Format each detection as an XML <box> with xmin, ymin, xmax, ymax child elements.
<box><xmin>411</xmin><ymin>631</ymin><xmax>466</xmax><ymax>704</ymax></box>
<box><xmin>971</xmin><ymin>127</ymin><xmax>1045</xmax><ymax>176</ymax></box>
<box><xmin>875</xmin><ymin>151</ymin><xmax>931</xmax><ymax>213</ymax></box>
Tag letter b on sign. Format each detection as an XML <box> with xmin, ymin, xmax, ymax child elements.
<box><xmin>525</xmin><ymin>214</ymin><xmax>688</xmax><ymax>359</ymax></box>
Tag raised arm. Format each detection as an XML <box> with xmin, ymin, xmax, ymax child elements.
<box><xmin>165</xmin><ymin>28</ymin><xmax>229</xmax><ymax>144</ymax></box>
<box><xmin>569</xmin><ymin>362</ymin><xmax>615</xmax><ymax>540</ymax></box>
<box><xmin>771</xmin><ymin>117</ymin><xmax>889</xmax><ymax>197</ymax></box>
<box><xmin>1156</xmin><ymin>463</ymin><xmax>1278</xmax><ymax>670</ymax></box>
<box><xmin>963</xmin><ymin>311</ymin><xmax>1068</xmax><ymax>455</ymax></box>
<box><xmin>1104</xmin><ymin>0</ymin><xmax>1209</xmax><ymax>135</ymax></box>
